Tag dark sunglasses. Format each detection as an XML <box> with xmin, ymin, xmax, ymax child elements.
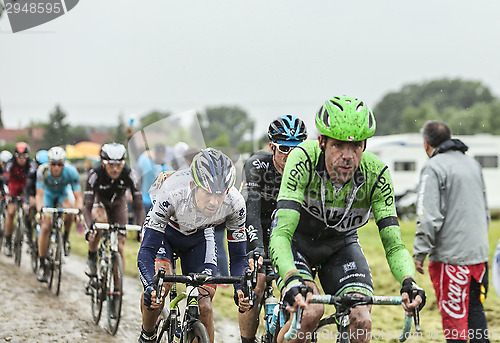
<box><xmin>103</xmin><ymin>160</ymin><xmax>125</xmax><ymax>166</ymax></box>
<box><xmin>272</xmin><ymin>142</ymin><xmax>295</xmax><ymax>155</ymax></box>
<box><xmin>50</xmin><ymin>162</ymin><xmax>64</xmax><ymax>167</ymax></box>
<box><xmin>15</xmin><ymin>153</ymin><xmax>29</xmax><ymax>158</ymax></box>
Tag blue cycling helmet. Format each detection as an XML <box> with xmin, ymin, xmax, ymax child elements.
<box><xmin>36</xmin><ymin>150</ymin><xmax>49</xmax><ymax>164</ymax></box>
<box><xmin>268</xmin><ymin>115</ymin><xmax>308</xmax><ymax>146</ymax></box>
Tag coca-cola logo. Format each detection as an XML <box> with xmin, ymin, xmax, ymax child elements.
<box><xmin>442</xmin><ymin>265</ymin><xmax>469</xmax><ymax>319</ymax></box>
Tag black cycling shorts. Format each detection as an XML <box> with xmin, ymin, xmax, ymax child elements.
<box><xmin>277</xmin><ymin>231</ymin><xmax>373</xmax><ymax>297</ymax></box>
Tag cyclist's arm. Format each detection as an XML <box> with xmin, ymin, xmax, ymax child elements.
<box><xmin>35</xmin><ymin>167</ymin><xmax>46</xmax><ymax>212</ymax></box>
<box><xmin>3</xmin><ymin>161</ymin><xmax>12</xmax><ymax>184</ymax></box>
<box><xmin>24</xmin><ymin>160</ymin><xmax>38</xmax><ymax>197</ymax></box>
<box><xmin>137</xmin><ymin>194</ymin><xmax>173</xmax><ymax>289</ymax></box>
<box><xmin>83</xmin><ymin>170</ymin><xmax>97</xmax><ymax>229</ymax></box>
<box><xmin>73</xmin><ymin>190</ymin><xmax>83</xmax><ymax>210</ymax></box>
<box><xmin>241</xmin><ymin>159</ymin><xmax>266</xmax><ymax>255</ymax></box>
<box><xmin>371</xmin><ymin>167</ymin><xmax>415</xmax><ymax>283</ymax></box>
<box><xmin>35</xmin><ymin>187</ymin><xmax>44</xmax><ymax>213</ymax></box>
<box><xmin>137</xmin><ymin>225</ymin><xmax>164</xmax><ymax>289</ymax></box>
<box><xmin>269</xmin><ymin>147</ymin><xmax>311</xmax><ymax>284</ymax></box>
<box><xmin>129</xmin><ymin>169</ymin><xmax>146</xmax><ymax>224</ymax></box>
<box><xmin>67</xmin><ymin>165</ymin><xmax>83</xmax><ymax>209</ymax></box>
<box><xmin>225</xmin><ymin>191</ymin><xmax>248</xmax><ymax>279</ymax></box>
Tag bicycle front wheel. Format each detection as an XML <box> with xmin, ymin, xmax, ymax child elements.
<box><xmin>183</xmin><ymin>320</ymin><xmax>210</xmax><ymax>343</ymax></box>
<box><xmin>13</xmin><ymin>214</ymin><xmax>23</xmax><ymax>266</ymax></box>
<box><xmin>30</xmin><ymin>225</ymin><xmax>39</xmax><ymax>274</ymax></box>
<box><xmin>154</xmin><ymin>309</ymin><xmax>171</xmax><ymax>343</ymax></box>
<box><xmin>48</xmin><ymin>229</ymin><xmax>63</xmax><ymax>295</ymax></box>
<box><xmin>90</xmin><ymin>254</ymin><xmax>105</xmax><ymax>324</ymax></box>
<box><xmin>106</xmin><ymin>251</ymin><xmax>123</xmax><ymax>335</ymax></box>
<box><xmin>0</xmin><ymin>212</ymin><xmax>5</xmax><ymax>253</ymax></box>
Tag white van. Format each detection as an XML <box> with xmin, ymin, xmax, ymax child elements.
<box><xmin>367</xmin><ymin>134</ymin><xmax>500</xmax><ymax>213</ymax></box>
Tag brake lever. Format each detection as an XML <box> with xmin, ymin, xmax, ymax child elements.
<box><xmin>156</xmin><ymin>267</ymin><xmax>166</xmax><ymax>304</ymax></box>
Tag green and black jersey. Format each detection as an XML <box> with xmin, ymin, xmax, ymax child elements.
<box><xmin>269</xmin><ymin>140</ymin><xmax>415</xmax><ymax>284</ymax></box>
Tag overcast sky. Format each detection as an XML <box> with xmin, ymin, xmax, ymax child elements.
<box><xmin>1</xmin><ymin>1</ymin><xmax>500</xmax><ymax>136</ymax></box>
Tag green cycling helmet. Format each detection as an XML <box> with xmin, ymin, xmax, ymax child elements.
<box><xmin>315</xmin><ymin>96</ymin><xmax>376</xmax><ymax>141</ymax></box>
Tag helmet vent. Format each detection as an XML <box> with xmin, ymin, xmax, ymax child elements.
<box><xmin>356</xmin><ymin>102</ymin><xmax>364</xmax><ymax>113</ymax></box>
<box><xmin>329</xmin><ymin>100</ymin><xmax>343</xmax><ymax>112</ymax></box>
<box><xmin>322</xmin><ymin>107</ymin><xmax>330</xmax><ymax>127</ymax></box>
<box><xmin>368</xmin><ymin>111</ymin><xmax>374</xmax><ymax>129</ymax></box>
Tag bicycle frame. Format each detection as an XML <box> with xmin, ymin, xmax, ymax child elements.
<box><xmin>155</xmin><ymin>258</ymin><xmax>244</xmax><ymax>343</ymax></box>
<box><xmin>88</xmin><ymin>223</ymin><xmax>141</xmax><ymax>335</ymax></box>
<box><xmin>41</xmin><ymin>207</ymin><xmax>80</xmax><ymax>295</ymax></box>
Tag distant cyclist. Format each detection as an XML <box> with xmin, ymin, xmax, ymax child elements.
<box><xmin>269</xmin><ymin>96</ymin><xmax>425</xmax><ymax>343</ymax></box>
<box><xmin>137</xmin><ymin>148</ymin><xmax>248</xmax><ymax>343</ymax></box>
<box><xmin>239</xmin><ymin>115</ymin><xmax>308</xmax><ymax>343</ymax></box>
<box><xmin>83</xmin><ymin>143</ymin><xmax>145</xmax><ymax>277</ymax></box>
<box><xmin>36</xmin><ymin>150</ymin><xmax>49</xmax><ymax>165</ymax></box>
<box><xmin>2</xmin><ymin>142</ymin><xmax>37</xmax><ymax>257</ymax></box>
<box><xmin>35</xmin><ymin>147</ymin><xmax>83</xmax><ymax>282</ymax></box>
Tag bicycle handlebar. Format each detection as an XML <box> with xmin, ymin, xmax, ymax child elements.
<box><xmin>93</xmin><ymin>223</ymin><xmax>142</xmax><ymax>231</ymax></box>
<box><xmin>41</xmin><ymin>208</ymin><xmax>81</xmax><ymax>215</ymax></box>
<box><xmin>159</xmin><ymin>273</ymin><xmax>243</xmax><ymax>286</ymax></box>
<box><xmin>284</xmin><ymin>294</ymin><xmax>414</xmax><ymax>342</ymax></box>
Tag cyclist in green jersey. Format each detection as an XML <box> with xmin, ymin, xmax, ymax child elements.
<box><xmin>269</xmin><ymin>96</ymin><xmax>426</xmax><ymax>343</ymax></box>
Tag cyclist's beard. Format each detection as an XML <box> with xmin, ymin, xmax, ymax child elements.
<box><xmin>329</xmin><ymin>162</ymin><xmax>355</xmax><ymax>185</ymax></box>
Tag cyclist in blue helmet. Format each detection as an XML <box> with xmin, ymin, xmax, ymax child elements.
<box><xmin>238</xmin><ymin>115</ymin><xmax>307</xmax><ymax>343</ymax></box>
<box><xmin>36</xmin><ymin>150</ymin><xmax>49</xmax><ymax>165</ymax></box>
<box><xmin>267</xmin><ymin>114</ymin><xmax>308</xmax><ymax>174</ymax></box>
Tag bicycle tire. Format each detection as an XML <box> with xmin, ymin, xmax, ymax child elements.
<box><xmin>106</xmin><ymin>251</ymin><xmax>123</xmax><ymax>335</ymax></box>
<box><xmin>183</xmin><ymin>320</ymin><xmax>210</xmax><ymax>343</ymax></box>
<box><xmin>53</xmin><ymin>229</ymin><xmax>63</xmax><ymax>295</ymax></box>
<box><xmin>30</xmin><ymin>225</ymin><xmax>39</xmax><ymax>274</ymax></box>
<box><xmin>90</xmin><ymin>252</ymin><xmax>105</xmax><ymax>324</ymax></box>
<box><xmin>13</xmin><ymin>214</ymin><xmax>23</xmax><ymax>266</ymax></box>
<box><xmin>155</xmin><ymin>309</ymin><xmax>172</xmax><ymax>343</ymax></box>
<box><xmin>0</xmin><ymin>212</ymin><xmax>5</xmax><ymax>253</ymax></box>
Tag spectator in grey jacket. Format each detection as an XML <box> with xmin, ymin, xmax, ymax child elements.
<box><xmin>413</xmin><ymin>120</ymin><xmax>490</xmax><ymax>343</ymax></box>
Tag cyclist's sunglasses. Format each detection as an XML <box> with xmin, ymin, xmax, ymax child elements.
<box><xmin>103</xmin><ymin>160</ymin><xmax>125</xmax><ymax>166</ymax></box>
<box><xmin>50</xmin><ymin>161</ymin><xmax>64</xmax><ymax>167</ymax></box>
<box><xmin>272</xmin><ymin>142</ymin><xmax>295</xmax><ymax>155</ymax></box>
<box><xmin>15</xmin><ymin>153</ymin><xmax>29</xmax><ymax>158</ymax></box>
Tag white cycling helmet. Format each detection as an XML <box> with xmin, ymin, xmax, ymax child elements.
<box><xmin>0</xmin><ymin>150</ymin><xmax>12</xmax><ymax>163</ymax></box>
<box><xmin>48</xmin><ymin>146</ymin><xmax>67</xmax><ymax>162</ymax></box>
<box><xmin>100</xmin><ymin>142</ymin><xmax>127</xmax><ymax>161</ymax></box>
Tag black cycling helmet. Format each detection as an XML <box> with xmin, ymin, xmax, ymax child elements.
<box><xmin>268</xmin><ymin>115</ymin><xmax>308</xmax><ymax>146</ymax></box>
<box><xmin>100</xmin><ymin>143</ymin><xmax>127</xmax><ymax>161</ymax></box>
<box><xmin>190</xmin><ymin>148</ymin><xmax>236</xmax><ymax>195</ymax></box>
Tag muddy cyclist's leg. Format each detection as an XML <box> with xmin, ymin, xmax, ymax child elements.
<box><xmin>140</xmin><ymin>260</ymin><xmax>172</xmax><ymax>331</ymax></box>
<box><xmin>112</xmin><ymin>195</ymin><xmax>128</xmax><ymax>271</ymax></box>
<box><xmin>238</xmin><ymin>271</ymin><xmax>266</xmax><ymax>341</ymax></box>
<box><xmin>5</xmin><ymin>202</ymin><xmax>16</xmax><ymax>237</ymax></box>
<box><xmin>62</xmin><ymin>196</ymin><xmax>76</xmax><ymax>243</ymax></box>
<box><xmin>277</xmin><ymin>281</ymin><xmax>323</xmax><ymax>343</ymax></box>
